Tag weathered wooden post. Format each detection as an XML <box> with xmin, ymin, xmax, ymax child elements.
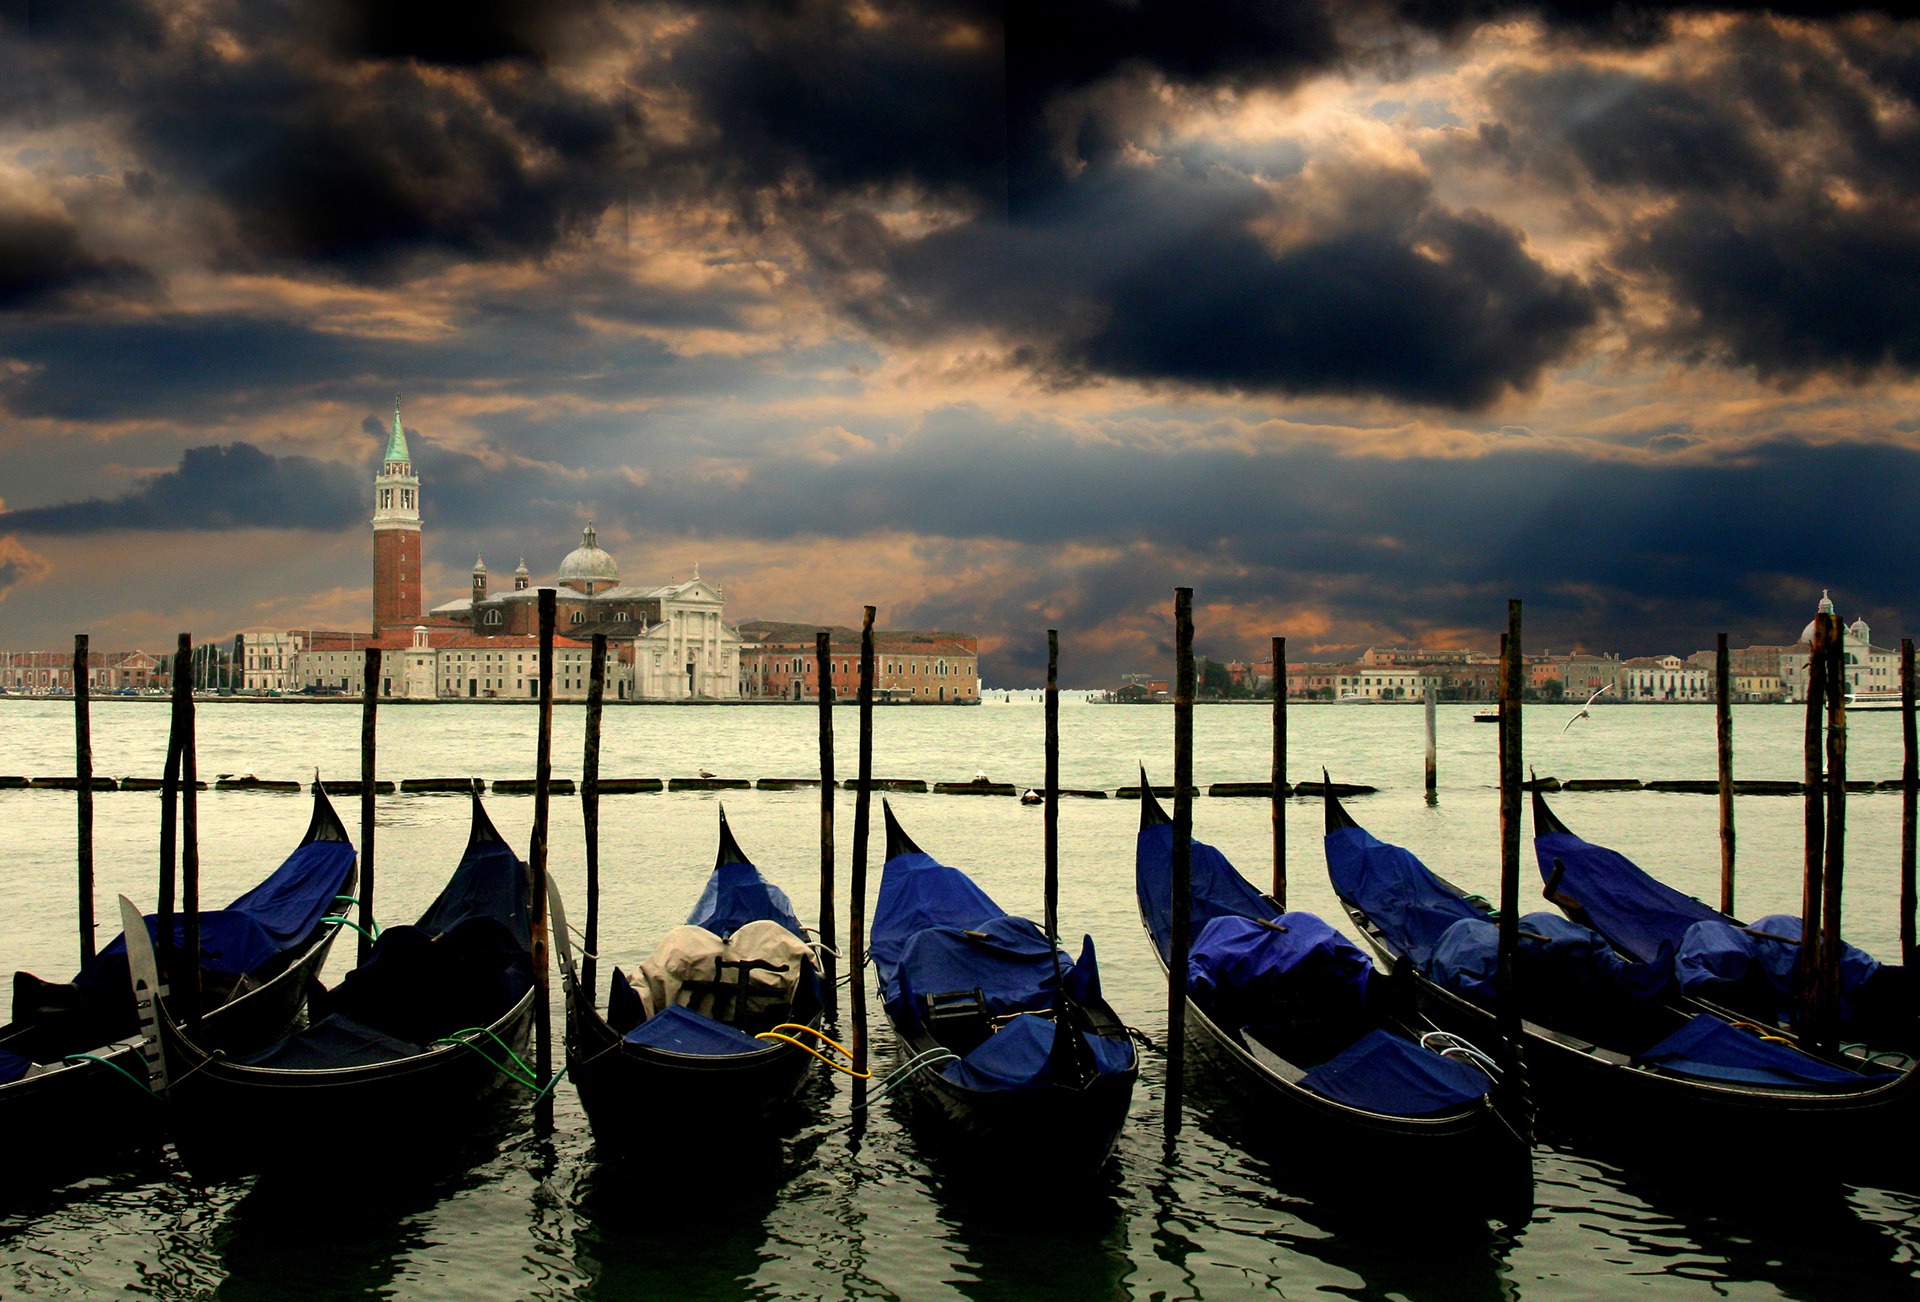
<box><xmin>1799</xmin><ymin>612</ymin><xmax>1833</xmax><ymax>1037</ymax></box>
<box><xmin>1717</xmin><ymin>633</ymin><xmax>1736</xmax><ymax>915</ymax></box>
<box><xmin>1167</xmin><ymin>587</ymin><xmax>1195</xmax><ymax>1136</ymax></box>
<box><xmin>1903</xmin><ymin>638</ymin><xmax>1916</xmax><ymax>971</ymax></box>
<box><xmin>359</xmin><ymin>645</ymin><xmax>379</xmax><ymax>965</ymax></box>
<box><xmin>1424</xmin><ymin>680</ymin><xmax>1438</xmax><ymax>804</ymax></box>
<box><xmin>582</xmin><ymin>632</ymin><xmax>606</xmax><ymax>1003</ymax></box>
<box><xmin>1496</xmin><ymin>604</ymin><xmax>1526</xmax><ymax>1129</ymax></box>
<box><xmin>180</xmin><ymin>633</ymin><xmax>201</xmax><ymax>1025</ymax></box>
<box><xmin>157</xmin><ymin>638</ymin><xmax>187</xmax><ymax>987</ymax></box>
<box><xmin>1816</xmin><ymin>614</ymin><xmax>1849</xmax><ymax>1055</ymax></box>
<box><xmin>1272</xmin><ymin>635</ymin><xmax>1286</xmax><ymax>907</ymax></box>
<box><xmin>530</xmin><ymin>588</ymin><xmax>557</xmax><ymax>1131</ymax></box>
<box><xmin>815</xmin><ymin>629</ymin><xmax>838</xmax><ymax>1018</ymax></box>
<box><xmin>849</xmin><ymin>606</ymin><xmax>877</xmax><ymax>1075</ymax></box>
<box><xmin>73</xmin><ymin>634</ymin><xmax>96</xmax><ymax>966</ymax></box>
<box><xmin>1045</xmin><ymin>629</ymin><xmax>1060</xmax><ymax>945</ymax></box>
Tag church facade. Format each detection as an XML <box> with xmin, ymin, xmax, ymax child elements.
<box><xmin>365</xmin><ymin>406</ymin><xmax>740</xmax><ymax>700</ymax></box>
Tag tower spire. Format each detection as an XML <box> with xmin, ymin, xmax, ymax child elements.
<box><xmin>385</xmin><ymin>394</ymin><xmax>411</xmax><ymax>466</ymax></box>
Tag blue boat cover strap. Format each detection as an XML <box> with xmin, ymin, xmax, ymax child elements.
<box><xmin>1534</xmin><ymin>830</ymin><xmax>1714</xmax><ymax>966</ymax></box>
<box><xmin>1187</xmin><ymin>913</ymin><xmax>1373</xmax><ymax>1028</ymax></box>
<box><xmin>894</xmin><ymin>915</ymin><xmax>1067</xmax><ymax>1021</ymax></box>
<box><xmin>1634</xmin><ymin>1014</ymin><xmax>1883</xmax><ymax>1088</ymax></box>
<box><xmin>1297</xmin><ymin>1028</ymin><xmax>1491</xmax><ymax>1116</ymax></box>
<box><xmin>1325</xmin><ymin>826</ymin><xmax>1482</xmax><ymax>969</ymax></box>
<box><xmin>1675</xmin><ymin>914</ymin><xmax>1880</xmax><ymax>1024</ymax></box>
<box><xmin>1430</xmin><ymin>912</ymin><xmax>1670</xmax><ymax>1009</ymax></box>
<box><xmin>941</xmin><ymin>1012</ymin><xmax>1135</xmax><ymax>1092</ymax></box>
<box><xmin>1136</xmin><ymin>823</ymin><xmax>1275</xmax><ymax>962</ymax></box>
<box><xmin>623</xmin><ymin>1003</ymin><xmax>767</xmax><ymax>1056</ymax></box>
<box><xmin>687</xmin><ymin>860</ymin><xmax>803</xmax><ymax>941</ymax></box>
<box><xmin>0</xmin><ymin>1047</ymin><xmax>31</xmax><ymax>1085</ymax></box>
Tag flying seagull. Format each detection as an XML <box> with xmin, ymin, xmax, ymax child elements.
<box><xmin>1561</xmin><ymin>683</ymin><xmax>1613</xmax><ymax>733</ymax></box>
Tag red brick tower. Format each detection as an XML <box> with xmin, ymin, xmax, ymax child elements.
<box><xmin>372</xmin><ymin>397</ymin><xmax>422</xmax><ymax>631</ymax></box>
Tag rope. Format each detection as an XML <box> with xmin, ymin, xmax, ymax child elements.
<box><xmin>566</xmin><ymin>924</ymin><xmax>598</xmax><ymax>959</ymax></box>
<box><xmin>321</xmin><ymin>916</ymin><xmax>380</xmax><ymax>943</ymax></box>
<box><xmin>852</xmin><ymin>1046</ymin><xmax>959</xmax><ymax>1111</ymax></box>
<box><xmin>754</xmin><ymin>1022</ymin><xmax>871</xmax><ymax>1078</ymax></box>
<box><xmin>1419</xmin><ymin>1030</ymin><xmax>1502</xmax><ymax>1077</ymax></box>
<box><xmin>63</xmin><ymin>1053</ymin><xmax>152</xmax><ymax>1095</ymax></box>
<box><xmin>432</xmin><ymin>1025</ymin><xmax>546</xmax><ymax>1092</ymax></box>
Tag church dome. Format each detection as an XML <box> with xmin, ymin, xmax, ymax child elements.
<box><xmin>1801</xmin><ymin>590</ymin><xmax>1838</xmax><ymax>645</ymax></box>
<box><xmin>558</xmin><ymin>523</ymin><xmax>619</xmax><ymax>590</ymax></box>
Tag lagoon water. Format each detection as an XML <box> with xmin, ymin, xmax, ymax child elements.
<box><xmin>1</xmin><ymin>697</ymin><xmax>1917</xmax><ymax>1298</ymax></box>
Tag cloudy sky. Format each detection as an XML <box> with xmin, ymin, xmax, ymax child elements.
<box><xmin>2</xmin><ymin>1</ymin><xmax>1918</xmax><ymax>684</ymax></box>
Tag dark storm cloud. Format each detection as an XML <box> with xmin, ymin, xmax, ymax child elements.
<box><xmin>865</xmin><ymin>162</ymin><xmax>1606</xmax><ymax>407</ymax></box>
<box><xmin>1485</xmin><ymin>18</ymin><xmax>1920</xmax><ymax>380</ymax></box>
<box><xmin>0</xmin><ymin>443</ymin><xmax>364</xmax><ymax>533</ymax></box>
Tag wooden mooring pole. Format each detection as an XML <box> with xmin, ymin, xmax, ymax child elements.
<box><xmin>816</xmin><ymin>630</ymin><xmax>838</xmax><ymax>1019</ymax></box>
<box><xmin>1272</xmin><ymin>635</ymin><xmax>1286</xmax><ymax>908</ymax></box>
<box><xmin>1496</xmin><ymin>606</ymin><xmax>1523</xmax><ymax>1088</ymax></box>
<box><xmin>1167</xmin><ymin>587</ymin><xmax>1195</xmax><ymax>1138</ymax></box>
<box><xmin>1799</xmin><ymin>612</ymin><xmax>1833</xmax><ymax>1039</ymax></box>
<box><xmin>1045</xmin><ymin>629</ymin><xmax>1060</xmax><ymax>946</ymax></box>
<box><xmin>158</xmin><ymin>634</ymin><xmax>188</xmax><ymax>990</ymax></box>
<box><xmin>73</xmin><ymin>634</ymin><xmax>96</xmax><ymax>967</ymax></box>
<box><xmin>530</xmin><ymin>588</ymin><xmax>557</xmax><ymax>1131</ymax></box>
<box><xmin>180</xmin><ymin>635</ymin><xmax>201</xmax><ymax>1025</ymax></box>
<box><xmin>1817</xmin><ymin>616</ymin><xmax>1848</xmax><ymax>1055</ymax></box>
<box><xmin>1424</xmin><ymin>680</ymin><xmax>1438</xmax><ymax>805</ymax></box>
<box><xmin>360</xmin><ymin>646</ymin><xmax>379</xmax><ymax>965</ymax></box>
<box><xmin>582</xmin><ymin>633</ymin><xmax>606</xmax><ymax>1004</ymax></box>
<box><xmin>1903</xmin><ymin>638</ymin><xmax>1917</xmax><ymax>971</ymax></box>
<box><xmin>1717</xmin><ymin>633</ymin><xmax>1735</xmax><ymax>916</ymax></box>
<box><xmin>849</xmin><ymin>606</ymin><xmax>877</xmax><ymax>1076</ymax></box>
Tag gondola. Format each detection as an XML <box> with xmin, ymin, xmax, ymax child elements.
<box><xmin>1136</xmin><ymin>778</ymin><xmax>1519</xmax><ymax>1174</ymax></box>
<box><xmin>122</xmin><ymin>787</ymin><xmax>536</xmax><ymax>1175</ymax></box>
<box><xmin>1531</xmin><ymin>789</ymin><xmax>1916</xmax><ymax>1059</ymax></box>
<box><xmin>0</xmin><ymin>783</ymin><xmax>357</xmax><ymax>1173</ymax></box>
<box><xmin>1324</xmin><ymin>786</ymin><xmax>1920</xmax><ymax>1148</ymax></box>
<box><xmin>870</xmin><ymin>802</ymin><xmax>1137</xmax><ymax>1174</ymax></box>
<box><xmin>551</xmin><ymin>807</ymin><xmax>826</xmax><ymax>1160</ymax></box>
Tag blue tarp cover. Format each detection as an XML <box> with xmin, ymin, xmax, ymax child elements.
<box><xmin>0</xmin><ymin>1048</ymin><xmax>30</xmax><ymax>1085</ymax></box>
<box><xmin>416</xmin><ymin>832</ymin><xmax>530</xmax><ymax>946</ymax></box>
<box><xmin>894</xmin><ymin>915</ymin><xmax>1066</xmax><ymax>1021</ymax></box>
<box><xmin>87</xmin><ymin>839</ymin><xmax>357</xmax><ymax>981</ymax></box>
<box><xmin>1430</xmin><ymin>911</ymin><xmax>1671</xmax><ymax>1008</ymax></box>
<box><xmin>238</xmin><ymin>1014</ymin><xmax>422</xmax><ymax>1070</ymax></box>
<box><xmin>1297</xmin><ymin>1028</ymin><xmax>1491</xmax><ymax>1116</ymax></box>
<box><xmin>1188</xmin><ymin>913</ymin><xmax>1372</xmax><ymax>1027</ymax></box>
<box><xmin>1675</xmin><ymin>914</ymin><xmax>1880</xmax><ymax>1023</ymax></box>
<box><xmin>1634</xmin><ymin>1014</ymin><xmax>1881</xmax><ymax>1088</ymax></box>
<box><xmin>941</xmin><ymin>1012</ymin><xmax>1135</xmax><ymax>1092</ymax></box>
<box><xmin>1534</xmin><ymin>830</ymin><xmax>1714</xmax><ymax>966</ymax></box>
<box><xmin>871</xmin><ymin>850</ymin><xmax>1003</xmax><ymax>994</ymax></box>
<box><xmin>624</xmin><ymin>1003</ymin><xmax>767</xmax><ymax>1056</ymax></box>
<box><xmin>1136</xmin><ymin>822</ymin><xmax>1274</xmax><ymax>962</ymax></box>
<box><xmin>1324</xmin><ymin>826</ymin><xmax>1482</xmax><ymax>969</ymax></box>
<box><xmin>687</xmin><ymin>860</ymin><xmax>803</xmax><ymax>940</ymax></box>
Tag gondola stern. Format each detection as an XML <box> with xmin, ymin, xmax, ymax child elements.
<box><xmin>1323</xmin><ymin>771</ymin><xmax>1360</xmax><ymax>834</ymax></box>
<box><xmin>1137</xmin><ymin>768</ymin><xmax>1171</xmax><ymax>829</ymax></box>
<box><xmin>715</xmin><ymin>804</ymin><xmax>752</xmax><ymax>870</ymax></box>
<box><xmin>467</xmin><ymin>781</ymin><xmax>506</xmax><ymax>849</ymax></box>
<box><xmin>882</xmin><ymin>799</ymin><xmax>923</xmax><ymax>861</ymax></box>
<box><xmin>301</xmin><ymin>778</ymin><xmax>352</xmax><ymax>846</ymax></box>
<box><xmin>1531</xmin><ymin>786</ymin><xmax>1571</xmax><ymax>837</ymax></box>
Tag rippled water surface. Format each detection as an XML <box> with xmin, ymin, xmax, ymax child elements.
<box><xmin>1</xmin><ymin>698</ymin><xmax>1916</xmax><ymax>1298</ymax></box>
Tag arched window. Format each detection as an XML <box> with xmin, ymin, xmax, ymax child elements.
<box><xmin>485</xmin><ymin>610</ymin><xmax>503</xmax><ymax>626</ymax></box>
<box><xmin>571</xmin><ymin>610</ymin><xmax>586</xmax><ymax>624</ymax></box>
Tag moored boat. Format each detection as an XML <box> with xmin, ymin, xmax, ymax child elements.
<box><xmin>0</xmin><ymin>783</ymin><xmax>356</xmax><ymax>1177</ymax></box>
<box><xmin>870</xmin><ymin>802</ymin><xmax>1137</xmax><ymax>1175</ymax></box>
<box><xmin>553</xmin><ymin>807</ymin><xmax>828</xmax><ymax>1160</ymax></box>
<box><xmin>122</xmin><ymin>787</ymin><xmax>535</xmax><ymax>1176</ymax></box>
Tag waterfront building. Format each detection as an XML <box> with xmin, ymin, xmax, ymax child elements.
<box><xmin>1779</xmin><ymin>591</ymin><xmax>1900</xmax><ymax>701</ymax></box>
<box><xmin>1332</xmin><ymin>665</ymin><xmax>1429</xmax><ymax>700</ymax></box>
<box><xmin>739</xmin><ymin>622</ymin><xmax>980</xmax><ymax>702</ymax></box>
<box><xmin>293</xmin><ymin>626</ymin><xmax>624</xmax><ymax>701</ymax></box>
<box><xmin>1621</xmin><ymin>655</ymin><xmax>1711</xmax><ymax>702</ymax></box>
<box><xmin>240</xmin><ymin>630</ymin><xmax>305</xmax><ymax>692</ymax></box>
<box><xmin>0</xmin><ymin>649</ymin><xmax>162</xmax><ymax>693</ymax></box>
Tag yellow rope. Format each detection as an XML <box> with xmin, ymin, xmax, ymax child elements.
<box><xmin>754</xmin><ymin>1031</ymin><xmax>873</xmax><ymax>1078</ymax></box>
<box><xmin>763</xmin><ymin>1022</ymin><xmax>859</xmax><ymax>1061</ymax></box>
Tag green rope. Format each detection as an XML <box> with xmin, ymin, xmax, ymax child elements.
<box><xmin>64</xmin><ymin>1053</ymin><xmax>153</xmax><ymax>1095</ymax></box>
<box><xmin>321</xmin><ymin>916</ymin><xmax>380</xmax><ymax>942</ymax></box>
<box><xmin>429</xmin><ymin>1030</ymin><xmax>566</xmax><ymax>1098</ymax></box>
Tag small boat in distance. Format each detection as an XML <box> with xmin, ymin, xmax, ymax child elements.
<box><xmin>1474</xmin><ymin>708</ymin><xmax>1500</xmax><ymax>723</ymax></box>
<box><xmin>1846</xmin><ymin>691</ymin><xmax>1905</xmax><ymax>712</ymax></box>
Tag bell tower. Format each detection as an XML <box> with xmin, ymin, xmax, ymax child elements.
<box><xmin>372</xmin><ymin>396</ymin><xmax>422</xmax><ymax>631</ymax></box>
